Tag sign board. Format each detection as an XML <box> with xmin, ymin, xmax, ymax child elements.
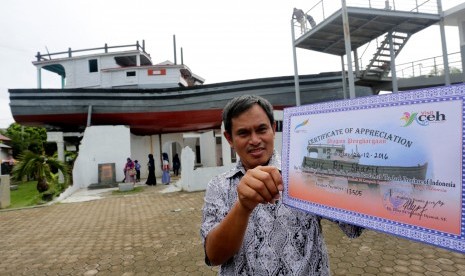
<box><xmin>98</xmin><ymin>163</ymin><xmax>116</xmax><ymax>184</ymax></box>
<box><xmin>282</xmin><ymin>84</ymin><xmax>465</xmax><ymax>253</ymax></box>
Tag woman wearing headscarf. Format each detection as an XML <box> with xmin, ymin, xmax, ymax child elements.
<box><xmin>145</xmin><ymin>154</ymin><xmax>156</xmax><ymax>186</ymax></box>
<box><xmin>161</xmin><ymin>152</ymin><xmax>171</xmax><ymax>185</ymax></box>
<box><xmin>124</xmin><ymin>157</ymin><xmax>136</xmax><ymax>185</ymax></box>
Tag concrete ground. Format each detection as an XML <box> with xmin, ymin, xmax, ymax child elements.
<box><xmin>0</xmin><ymin>180</ymin><xmax>464</xmax><ymax>276</ymax></box>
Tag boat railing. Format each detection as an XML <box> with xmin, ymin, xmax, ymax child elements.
<box><xmin>35</xmin><ymin>40</ymin><xmax>148</xmax><ymax>62</ymax></box>
<box><xmin>293</xmin><ymin>0</ymin><xmax>439</xmax><ymax>38</ymax></box>
<box><xmin>395</xmin><ymin>51</ymin><xmax>463</xmax><ymax>78</ymax></box>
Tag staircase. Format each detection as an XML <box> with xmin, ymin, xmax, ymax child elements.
<box><xmin>362</xmin><ymin>32</ymin><xmax>411</xmax><ymax>80</ymax></box>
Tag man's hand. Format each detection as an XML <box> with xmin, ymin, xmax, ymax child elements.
<box><xmin>236</xmin><ymin>166</ymin><xmax>283</xmax><ymax>212</ymax></box>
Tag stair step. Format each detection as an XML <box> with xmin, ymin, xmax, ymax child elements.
<box><xmin>379</xmin><ymin>47</ymin><xmax>400</xmax><ymax>51</ymax></box>
<box><xmin>370</xmin><ymin>58</ymin><xmax>390</xmax><ymax>62</ymax></box>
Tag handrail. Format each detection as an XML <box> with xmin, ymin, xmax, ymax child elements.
<box><xmin>35</xmin><ymin>40</ymin><xmax>147</xmax><ymax>62</ymax></box>
<box><xmin>395</xmin><ymin>52</ymin><xmax>462</xmax><ymax>78</ymax></box>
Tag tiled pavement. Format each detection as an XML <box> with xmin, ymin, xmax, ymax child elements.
<box><xmin>1</xmin><ymin>183</ymin><xmax>464</xmax><ymax>276</ymax></box>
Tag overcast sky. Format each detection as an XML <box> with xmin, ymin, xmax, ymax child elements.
<box><xmin>0</xmin><ymin>0</ymin><xmax>463</xmax><ymax>128</ymax></box>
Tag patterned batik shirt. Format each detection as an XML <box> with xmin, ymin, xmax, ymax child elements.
<box><xmin>200</xmin><ymin>152</ymin><xmax>363</xmax><ymax>276</ymax></box>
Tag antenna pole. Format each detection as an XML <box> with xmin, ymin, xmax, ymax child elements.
<box><xmin>173</xmin><ymin>35</ymin><xmax>177</xmax><ymax>65</ymax></box>
<box><xmin>181</xmin><ymin>47</ymin><xmax>184</xmax><ymax>65</ymax></box>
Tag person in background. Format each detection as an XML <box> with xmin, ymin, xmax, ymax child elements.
<box><xmin>200</xmin><ymin>95</ymin><xmax>364</xmax><ymax>275</ymax></box>
<box><xmin>124</xmin><ymin>157</ymin><xmax>136</xmax><ymax>185</ymax></box>
<box><xmin>161</xmin><ymin>152</ymin><xmax>171</xmax><ymax>185</ymax></box>
<box><xmin>172</xmin><ymin>153</ymin><xmax>181</xmax><ymax>176</ymax></box>
<box><xmin>306</xmin><ymin>13</ymin><xmax>316</xmax><ymax>28</ymax></box>
<box><xmin>293</xmin><ymin>7</ymin><xmax>307</xmax><ymax>34</ymax></box>
<box><xmin>145</xmin><ymin>154</ymin><xmax>156</xmax><ymax>186</ymax></box>
<box><xmin>134</xmin><ymin>160</ymin><xmax>141</xmax><ymax>183</ymax></box>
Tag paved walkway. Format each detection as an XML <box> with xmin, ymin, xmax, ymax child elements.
<box><xmin>0</xmin><ymin>182</ymin><xmax>464</xmax><ymax>275</ymax></box>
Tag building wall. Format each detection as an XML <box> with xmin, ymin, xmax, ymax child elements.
<box><xmin>130</xmin><ymin>133</ymin><xmax>185</xmax><ymax>179</ymax></box>
<box><xmin>177</xmin><ymin>146</ymin><xmax>232</xmax><ymax>192</ymax></box>
<box><xmin>200</xmin><ymin>131</ymin><xmax>216</xmax><ymax>167</ymax></box>
<box><xmin>102</xmin><ymin>67</ymin><xmax>184</xmax><ymax>89</ymax></box>
<box><xmin>56</xmin><ymin>125</ymin><xmax>131</xmax><ymax>201</ymax></box>
<box><xmin>137</xmin><ymin>67</ymin><xmax>182</xmax><ymax>88</ymax></box>
<box><xmin>130</xmin><ymin>134</ymin><xmax>161</xmax><ymax>179</ymax></box>
<box><xmin>67</xmin><ymin>58</ymin><xmax>100</xmax><ymax>88</ymax></box>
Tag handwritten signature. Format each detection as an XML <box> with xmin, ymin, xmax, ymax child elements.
<box><xmin>402</xmin><ymin>198</ymin><xmax>445</xmax><ymax>220</ymax></box>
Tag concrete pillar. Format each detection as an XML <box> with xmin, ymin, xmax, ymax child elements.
<box><xmin>200</xmin><ymin>130</ymin><xmax>216</xmax><ymax>167</ymax></box>
<box><xmin>221</xmin><ymin>123</ymin><xmax>232</xmax><ymax>167</ymax></box>
<box><xmin>47</xmin><ymin>132</ymin><xmax>65</xmax><ymax>182</ymax></box>
<box><xmin>0</xmin><ymin>175</ymin><xmax>10</xmax><ymax>209</ymax></box>
<box><xmin>179</xmin><ymin>146</ymin><xmax>195</xmax><ymax>191</ymax></box>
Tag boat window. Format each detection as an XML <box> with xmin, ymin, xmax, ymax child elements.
<box><xmin>89</xmin><ymin>59</ymin><xmax>98</xmax><ymax>73</ymax></box>
<box><xmin>115</xmin><ymin>56</ymin><xmax>136</xmax><ymax>67</ymax></box>
<box><xmin>115</xmin><ymin>55</ymin><xmax>152</xmax><ymax>67</ymax></box>
<box><xmin>126</xmin><ymin>71</ymin><xmax>136</xmax><ymax>77</ymax></box>
<box><xmin>140</xmin><ymin>55</ymin><xmax>152</xmax><ymax>66</ymax></box>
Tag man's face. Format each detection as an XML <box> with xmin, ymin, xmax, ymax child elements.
<box><xmin>224</xmin><ymin>104</ymin><xmax>275</xmax><ymax>170</ymax></box>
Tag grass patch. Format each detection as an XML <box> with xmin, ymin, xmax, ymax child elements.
<box><xmin>9</xmin><ymin>181</ymin><xmax>42</xmax><ymax>209</ymax></box>
<box><xmin>112</xmin><ymin>186</ymin><xmax>144</xmax><ymax>195</ymax></box>
<box><xmin>7</xmin><ymin>180</ymin><xmax>68</xmax><ymax>209</ymax></box>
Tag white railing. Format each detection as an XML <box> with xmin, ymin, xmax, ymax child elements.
<box><xmin>396</xmin><ymin>52</ymin><xmax>463</xmax><ymax>78</ymax></box>
<box><xmin>293</xmin><ymin>0</ymin><xmax>439</xmax><ymax>38</ymax></box>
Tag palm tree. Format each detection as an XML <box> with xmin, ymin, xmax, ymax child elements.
<box><xmin>12</xmin><ymin>150</ymin><xmax>70</xmax><ymax>193</ymax></box>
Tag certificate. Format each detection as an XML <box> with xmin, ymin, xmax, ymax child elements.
<box><xmin>281</xmin><ymin>84</ymin><xmax>465</xmax><ymax>253</ymax></box>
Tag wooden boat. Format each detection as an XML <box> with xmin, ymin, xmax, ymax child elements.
<box><xmin>9</xmin><ymin>41</ymin><xmax>375</xmax><ymax>135</ymax></box>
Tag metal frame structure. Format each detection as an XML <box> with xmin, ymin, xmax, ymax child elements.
<box><xmin>291</xmin><ymin>0</ymin><xmax>456</xmax><ymax>104</ymax></box>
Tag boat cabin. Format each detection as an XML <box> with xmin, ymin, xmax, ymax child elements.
<box><xmin>33</xmin><ymin>40</ymin><xmax>205</xmax><ymax>89</ymax></box>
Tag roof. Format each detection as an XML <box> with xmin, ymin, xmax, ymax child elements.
<box><xmin>0</xmin><ymin>134</ymin><xmax>11</xmax><ymax>141</ymax></box>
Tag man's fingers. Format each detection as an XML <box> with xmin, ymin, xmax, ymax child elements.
<box><xmin>257</xmin><ymin>166</ymin><xmax>283</xmax><ymax>192</ymax></box>
<box><xmin>243</xmin><ymin>173</ymin><xmax>275</xmax><ymax>202</ymax></box>
<box><xmin>237</xmin><ymin>179</ymin><xmax>267</xmax><ymax>210</ymax></box>
<box><xmin>248</xmin><ymin>166</ymin><xmax>282</xmax><ymax>202</ymax></box>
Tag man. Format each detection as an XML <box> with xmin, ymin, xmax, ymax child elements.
<box><xmin>293</xmin><ymin>8</ymin><xmax>307</xmax><ymax>34</ymax></box>
<box><xmin>201</xmin><ymin>95</ymin><xmax>363</xmax><ymax>275</ymax></box>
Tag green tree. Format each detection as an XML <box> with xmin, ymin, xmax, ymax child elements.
<box><xmin>11</xmin><ymin>150</ymin><xmax>70</xmax><ymax>193</ymax></box>
<box><xmin>0</xmin><ymin>123</ymin><xmax>47</xmax><ymax>158</ymax></box>
<box><xmin>429</xmin><ymin>66</ymin><xmax>462</xmax><ymax>76</ymax></box>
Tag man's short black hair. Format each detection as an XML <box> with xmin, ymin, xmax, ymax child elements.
<box><xmin>222</xmin><ymin>95</ymin><xmax>275</xmax><ymax>135</ymax></box>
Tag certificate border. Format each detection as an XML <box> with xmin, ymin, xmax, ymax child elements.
<box><xmin>282</xmin><ymin>84</ymin><xmax>465</xmax><ymax>253</ymax></box>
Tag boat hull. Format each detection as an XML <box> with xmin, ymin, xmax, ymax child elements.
<box><xmin>9</xmin><ymin>72</ymin><xmax>375</xmax><ymax>135</ymax></box>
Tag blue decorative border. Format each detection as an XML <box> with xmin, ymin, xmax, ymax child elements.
<box><xmin>281</xmin><ymin>83</ymin><xmax>465</xmax><ymax>253</ymax></box>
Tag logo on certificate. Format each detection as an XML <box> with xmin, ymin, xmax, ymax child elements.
<box><xmin>401</xmin><ymin>111</ymin><xmax>446</xmax><ymax>127</ymax></box>
<box><xmin>294</xmin><ymin>118</ymin><xmax>309</xmax><ymax>133</ymax></box>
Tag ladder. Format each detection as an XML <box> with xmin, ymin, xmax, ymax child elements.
<box><xmin>362</xmin><ymin>32</ymin><xmax>411</xmax><ymax>79</ymax></box>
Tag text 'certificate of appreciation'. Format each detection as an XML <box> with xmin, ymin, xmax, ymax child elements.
<box><xmin>281</xmin><ymin>84</ymin><xmax>465</xmax><ymax>253</ymax></box>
